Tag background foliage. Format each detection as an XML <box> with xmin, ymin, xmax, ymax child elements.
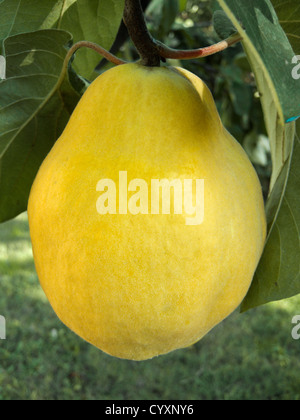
<box><xmin>0</xmin><ymin>0</ymin><xmax>300</xmax><ymax>400</ymax></box>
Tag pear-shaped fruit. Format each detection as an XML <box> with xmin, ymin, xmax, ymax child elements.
<box><xmin>28</xmin><ymin>63</ymin><xmax>266</xmax><ymax>361</ymax></box>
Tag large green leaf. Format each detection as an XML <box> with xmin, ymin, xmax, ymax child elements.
<box><xmin>0</xmin><ymin>0</ymin><xmax>126</xmax><ymax>80</ymax></box>
<box><xmin>0</xmin><ymin>29</ymin><xmax>80</xmax><ymax>223</ymax></box>
<box><xmin>0</xmin><ymin>0</ymin><xmax>65</xmax><ymax>47</ymax></box>
<box><xmin>218</xmin><ymin>0</ymin><xmax>300</xmax><ymax>124</ymax></box>
<box><xmin>242</xmin><ymin>121</ymin><xmax>300</xmax><ymax>310</ymax></box>
<box><xmin>217</xmin><ymin>0</ymin><xmax>300</xmax><ymax>309</ymax></box>
<box><xmin>271</xmin><ymin>0</ymin><xmax>300</xmax><ymax>53</ymax></box>
<box><xmin>0</xmin><ymin>0</ymin><xmax>126</xmax><ymax>222</ymax></box>
<box><xmin>59</xmin><ymin>0</ymin><xmax>125</xmax><ymax>80</ymax></box>
<box><xmin>217</xmin><ymin>0</ymin><xmax>297</xmax><ymax>187</ymax></box>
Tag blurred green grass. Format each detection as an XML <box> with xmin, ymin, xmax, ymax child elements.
<box><xmin>0</xmin><ymin>213</ymin><xmax>300</xmax><ymax>400</ymax></box>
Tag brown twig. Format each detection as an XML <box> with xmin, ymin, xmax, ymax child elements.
<box><xmin>56</xmin><ymin>41</ymin><xmax>127</xmax><ymax>92</ymax></box>
<box><xmin>61</xmin><ymin>3</ymin><xmax>243</xmax><ymax>76</ymax></box>
<box><xmin>156</xmin><ymin>33</ymin><xmax>243</xmax><ymax>60</ymax></box>
<box><xmin>65</xmin><ymin>41</ymin><xmax>127</xmax><ymax>67</ymax></box>
<box><xmin>123</xmin><ymin>0</ymin><xmax>161</xmax><ymax>66</ymax></box>
<box><xmin>122</xmin><ymin>0</ymin><xmax>242</xmax><ymax>66</ymax></box>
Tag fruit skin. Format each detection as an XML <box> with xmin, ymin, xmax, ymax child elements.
<box><xmin>28</xmin><ymin>63</ymin><xmax>266</xmax><ymax>361</ymax></box>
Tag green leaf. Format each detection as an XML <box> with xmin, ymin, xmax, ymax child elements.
<box><xmin>218</xmin><ymin>0</ymin><xmax>300</xmax><ymax>124</ymax></box>
<box><xmin>0</xmin><ymin>0</ymin><xmax>126</xmax><ymax>81</ymax></box>
<box><xmin>161</xmin><ymin>0</ymin><xmax>179</xmax><ymax>37</ymax></box>
<box><xmin>221</xmin><ymin>65</ymin><xmax>253</xmax><ymax>117</ymax></box>
<box><xmin>0</xmin><ymin>29</ymin><xmax>80</xmax><ymax>223</ymax></box>
<box><xmin>179</xmin><ymin>0</ymin><xmax>188</xmax><ymax>12</ymax></box>
<box><xmin>271</xmin><ymin>0</ymin><xmax>300</xmax><ymax>53</ymax></box>
<box><xmin>217</xmin><ymin>0</ymin><xmax>296</xmax><ymax>188</ymax></box>
<box><xmin>146</xmin><ymin>0</ymin><xmax>179</xmax><ymax>39</ymax></box>
<box><xmin>217</xmin><ymin>0</ymin><xmax>300</xmax><ymax>309</ymax></box>
<box><xmin>0</xmin><ymin>0</ymin><xmax>65</xmax><ymax>47</ymax></box>
<box><xmin>58</xmin><ymin>0</ymin><xmax>125</xmax><ymax>80</ymax></box>
<box><xmin>242</xmin><ymin>121</ymin><xmax>300</xmax><ymax>310</ymax></box>
<box><xmin>213</xmin><ymin>10</ymin><xmax>237</xmax><ymax>39</ymax></box>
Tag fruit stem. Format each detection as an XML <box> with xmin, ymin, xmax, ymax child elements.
<box><xmin>123</xmin><ymin>0</ymin><xmax>162</xmax><ymax>67</ymax></box>
<box><xmin>156</xmin><ymin>33</ymin><xmax>243</xmax><ymax>60</ymax></box>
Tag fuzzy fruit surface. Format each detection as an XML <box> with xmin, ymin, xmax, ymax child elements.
<box><xmin>28</xmin><ymin>63</ymin><xmax>267</xmax><ymax>361</ymax></box>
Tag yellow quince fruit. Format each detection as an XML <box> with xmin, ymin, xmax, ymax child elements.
<box><xmin>28</xmin><ymin>63</ymin><xmax>266</xmax><ymax>360</ymax></box>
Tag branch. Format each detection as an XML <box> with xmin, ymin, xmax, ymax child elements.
<box><xmin>64</xmin><ymin>41</ymin><xmax>127</xmax><ymax>67</ymax></box>
<box><xmin>123</xmin><ymin>0</ymin><xmax>161</xmax><ymax>67</ymax></box>
<box><xmin>156</xmin><ymin>33</ymin><xmax>243</xmax><ymax>60</ymax></box>
<box><xmin>56</xmin><ymin>41</ymin><xmax>127</xmax><ymax>90</ymax></box>
<box><xmin>122</xmin><ymin>0</ymin><xmax>242</xmax><ymax>66</ymax></box>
